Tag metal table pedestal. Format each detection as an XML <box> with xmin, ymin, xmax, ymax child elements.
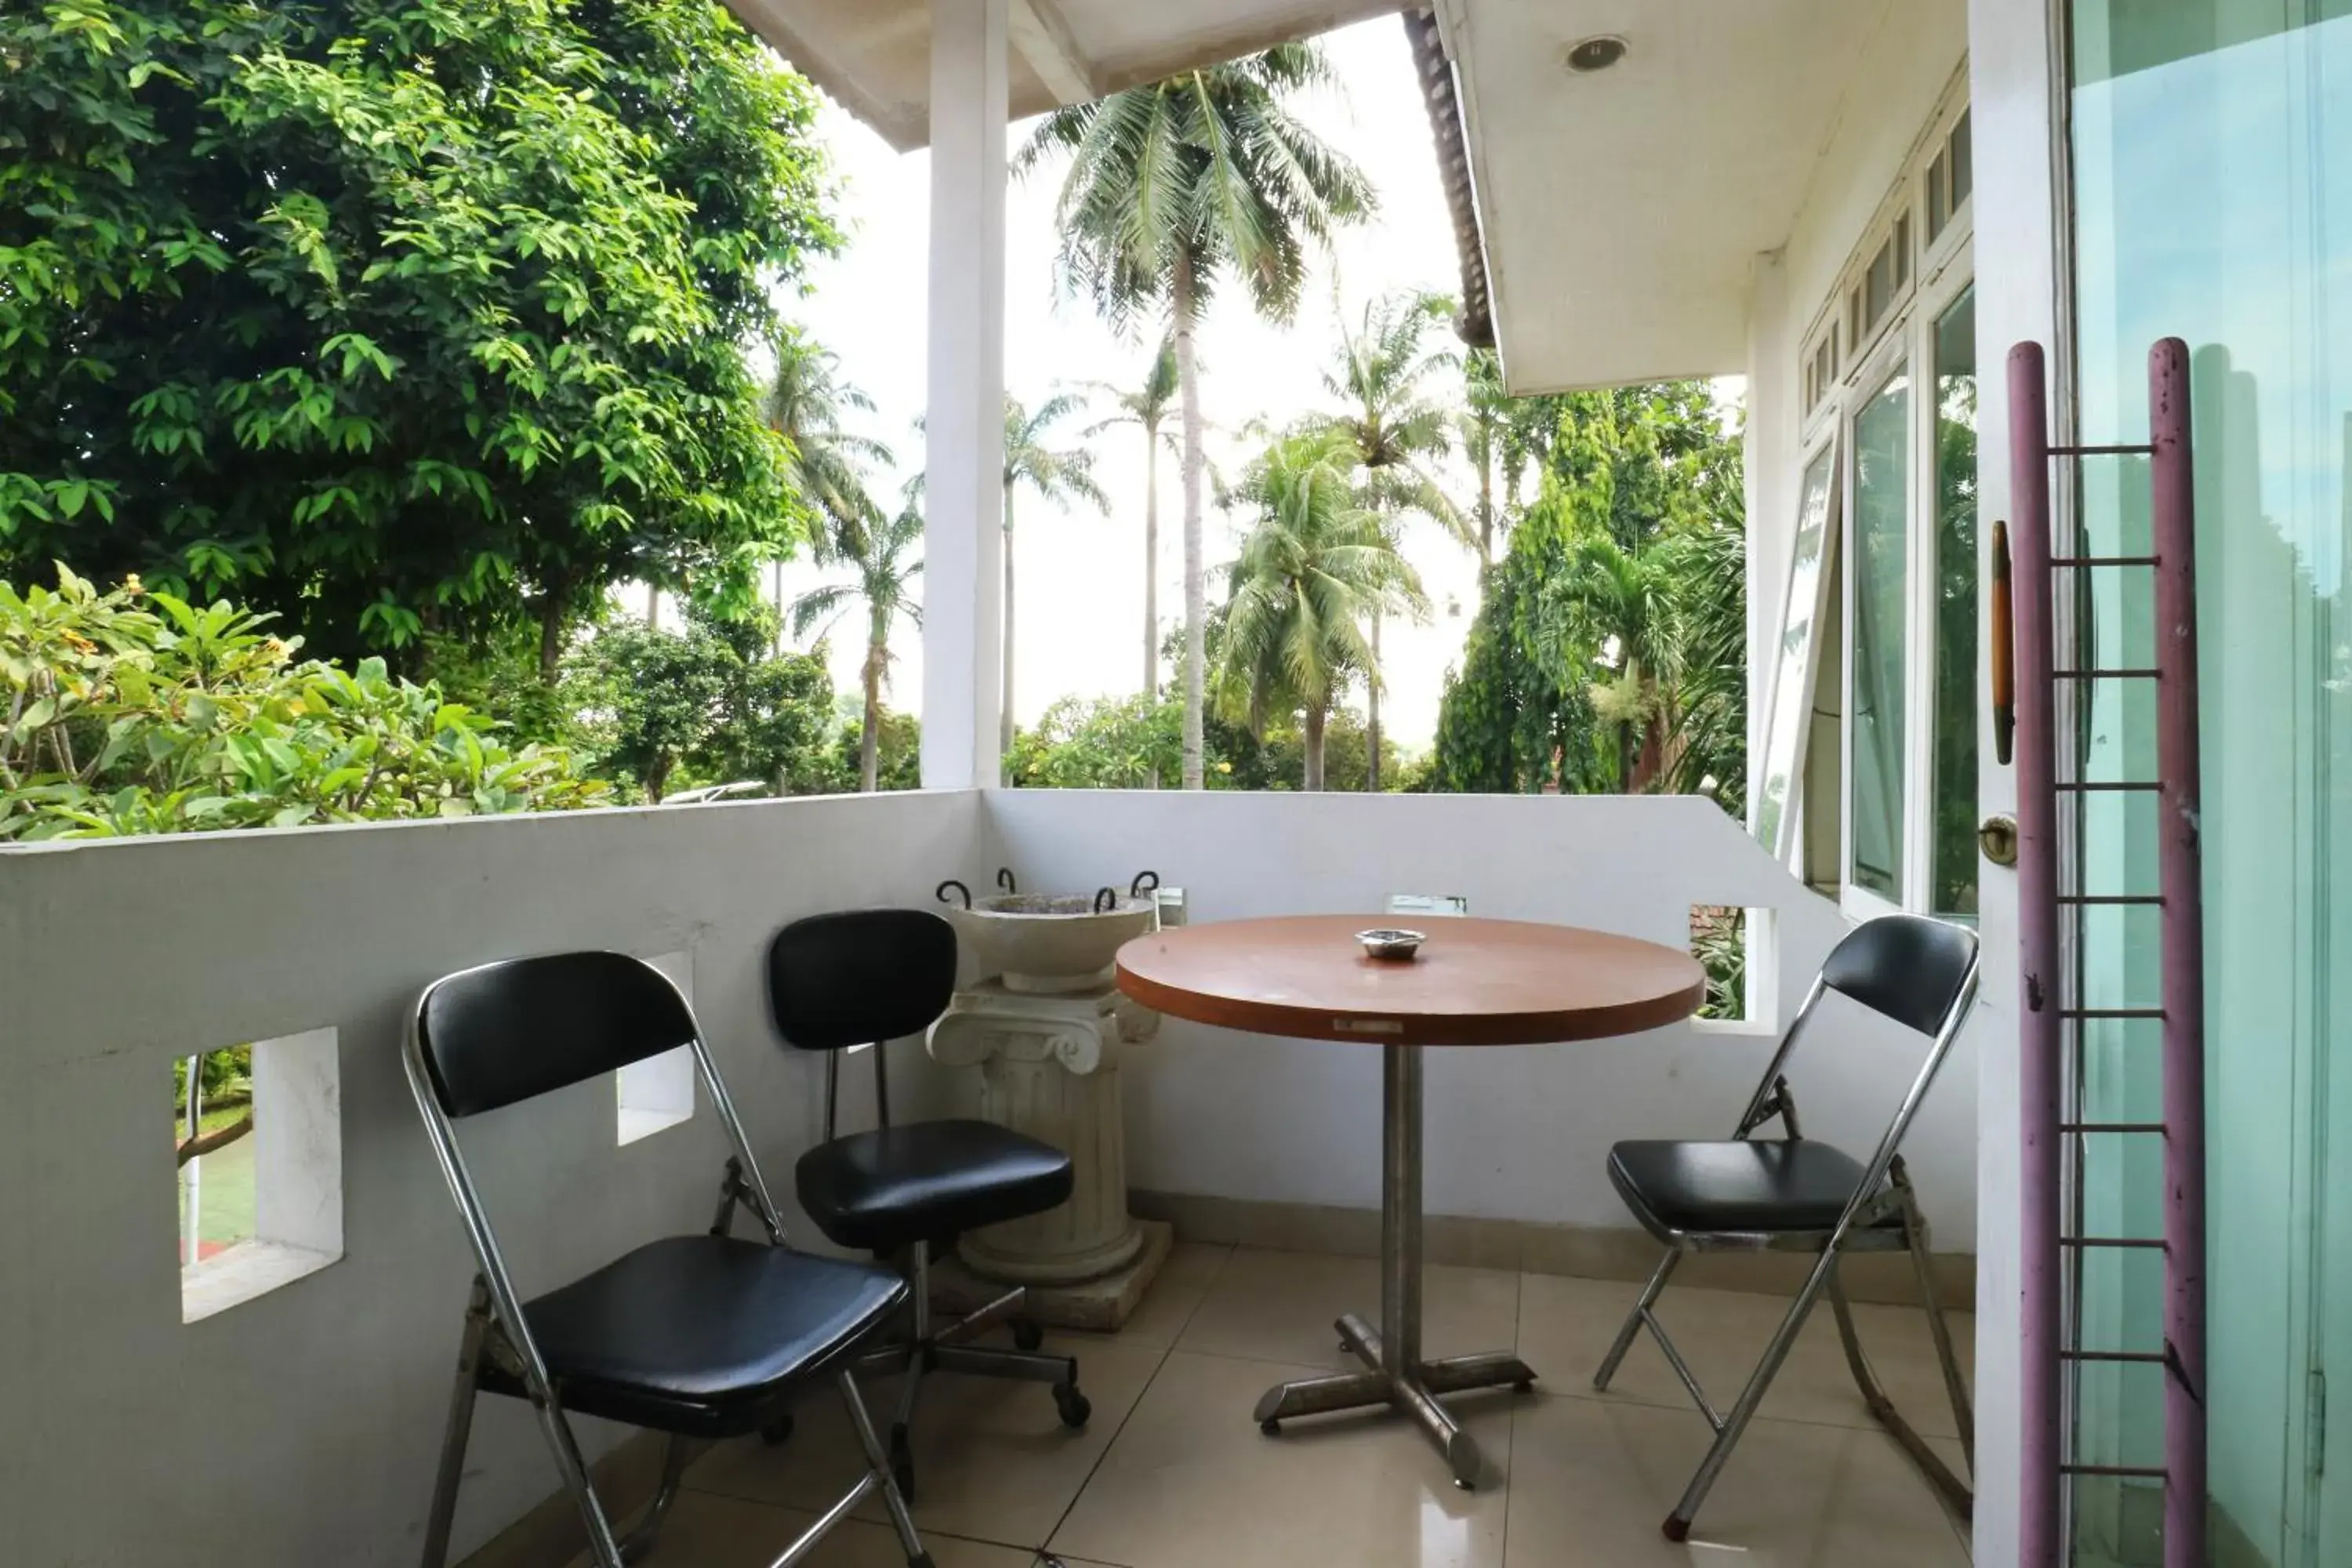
<box><xmin>1248</xmin><ymin>1042</ymin><xmax>1538</xmax><ymax>1488</ymax></box>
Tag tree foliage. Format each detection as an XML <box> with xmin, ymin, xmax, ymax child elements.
<box><xmin>1431</xmin><ymin>383</ymin><xmax>1746</xmax><ymax>804</ymax></box>
<box><xmin>0</xmin><ymin>564</ymin><xmax>601</xmax><ymax>839</ymax></box>
<box><xmin>1214</xmin><ymin>428</ymin><xmax>1421</xmax><ymax>789</ymax></box>
<box><xmin>1019</xmin><ymin>42</ymin><xmax>1374</xmax><ymax>789</ymax></box>
<box><xmin>566</xmin><ymin>601</ymin><xmax>843</xmax><ymax>803</ymax></box>
<box><xmin>0</xmin><ymin>0</ymin><xmax>836</xmax><ymax>664</ymax></box>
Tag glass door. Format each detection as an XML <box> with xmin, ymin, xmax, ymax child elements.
<box><xmin>2068</xmin><ymin>2</ymin><xmax>2352</xmax><ymax>1562</ymax></box>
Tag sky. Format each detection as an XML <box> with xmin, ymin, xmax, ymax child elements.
<box><xmin>768</xmin><ymin>16</ymin><xmax>1487</xmax><ymax>752</ymax></box>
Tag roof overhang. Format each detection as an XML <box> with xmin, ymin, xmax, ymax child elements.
<box><xmin>1432</xmin><ymin>0</ymin><xmax>1894</xmax><ymax>394</ymax></box>
<box><xmin>722</xmin><ymin>0</ymin><xmax>1411</xmax><ymax>152</ymax></box>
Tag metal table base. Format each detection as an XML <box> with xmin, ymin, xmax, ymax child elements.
<box><xmin>1248</xmin><ymin>1042</ymin><xmax>1538</xmax><ymax>1489</ymax></box>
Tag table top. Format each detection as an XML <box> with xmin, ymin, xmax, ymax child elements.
<box><xmin>1114</xmin><ymin>914</ymin><xmax>1708</xmax><ymax>1047</ymax></box>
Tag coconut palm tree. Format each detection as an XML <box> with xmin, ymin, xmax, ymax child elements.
<box><xmin>1214</xmin><ymin>429</ymin><xmax>1425</xmax><ymax>790</ymax></box>
<box><xmin>789</xmin><ymin>493</ymin><xmax>923</xmax><ymax>793</ymax></box>
<box><xmin>1316</xmin><ymin>290</ymin><xmax>1470</xmax><ymax>789</ymax></box>
<box><xmin>765</xmin><ymin>335</ymin><xmax>894</xmax><ymax>647</ymax></box>
<box><xmin>1085</xmin><ymin>338</ymin><xmax>1180</xmax><ymax>695</ymax></box>
<box><xmin>1457</xmin><ymin>347</ymin><xmax>1555</xmax><ymax>564</ymax></box>
<box><xmin>1019</xmin><ymin>42</ymin><xmax>1375</xmax><ymax>790</ymax></box>
<box><xmin>1001</xmin><ymin>394</ymin><xmax>1109</xmax><ymax>760</ymax></box>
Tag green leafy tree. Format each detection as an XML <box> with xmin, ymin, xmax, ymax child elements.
<box><xmin>766</xmin><ymin>330</ymin><xmax>891</xmax><ymax>602</ymax></box>
<box><xmin>1431</xmin><ymin>383</ymin><xmax>1745</xmax><ymax>802</ymax></box>
<box><xmin>1315</xmin><ymin>289</ymin><xmax>1468</xmax><ymax>788</ymax></box>
<box><xmin>1000</xmin><ymin>394</ymin><xmax>1108</xmax><ymax>760</ymax></box>
<box><xmin>0</xmin><ymin>565</ymin><xmax>601</xmax><ymax>839</ymax></box>
<box><xmin>1457</xmin><ymin>347</ymin><xmax>1555</xmax><ymax>564</ymax></box>
<box><xmin>0</xmin><ymin>0</ymin><xmax>836</xmax><ymax>671</ymax></box>
<box><xmin>1084</xmin><ymin>339</ymin><xmax>1181</xmax><ymax>696</ymax></box>
<box><xmin>565</xmin><ymin>601</ymin><xmax>844</xmax><ymax>802</ymax></box>
<box><xmin>1214</xmin><ymin>430</ymin><xmax>1423</xmax><ymax>790</ymax></box>
<box><xmin>790</xmin><ymin>497</ymin><xmax>924</xmax><ymax>793</ymax></box>
<box><xmin>1020</xmin><ymin>42</ymin><xmax>1374</xmax><ymax>790</ymax></box>
<box><xmin>1009</xmin><ymin>692</ymin><xmax>1185</xmax><ymax>789</ymax></box>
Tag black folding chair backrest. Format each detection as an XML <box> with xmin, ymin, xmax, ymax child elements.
<box><xmin>1817</xmin><ymin>914</ymin><xmax>1980</xmax><ymax>1039</ymax></box>
<box><xmin>417</xmin><ymin>951</ymin><xmax>695</xmax><ymax>1119</ymax></box>
<box><xmin>767</xmin><ymin>909</ymin><xmax>956</xmax><ymax>1053</ymax></box>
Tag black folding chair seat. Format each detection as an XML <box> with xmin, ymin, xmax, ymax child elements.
<box><xmin>797</xmin><ymin>1120</ymin><xmax>1073</xmax><ymax>1254</ymax></box>
<box><xmin>483</xmin><ymin>1236</ymin><xmax>909</xmax><ymax>1439</ymax></box>
<box><xmin>1607</xmin><ymin>1139</ymin><xmax>1904</xmax><ymax>1237</ymax></box>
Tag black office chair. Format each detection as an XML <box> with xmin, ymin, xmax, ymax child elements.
<box><xmin>768</xmin><ymin>908</ymin><xmax>1091</xmax><ymax>1501</ymax></box>
<box><xmin>405</xmin><ymin>951</ymin><xmax>935</xmax><ymax>1568</ymax></box>
<box><xmin>1592</xmin><ymin>913</ymin><xmax>1980</xmax><ymax>1543</ymax></box>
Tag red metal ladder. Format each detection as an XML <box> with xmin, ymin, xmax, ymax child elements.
<box><xmin>2009</xmin><ymin>338</ymin><xmax>2207</xmax><ymax>1568</ymax></box>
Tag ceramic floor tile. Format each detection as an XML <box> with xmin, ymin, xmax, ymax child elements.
<box><xmin>1065</xmin><ymin>1242</ymin><xmax>1231</xmax><ymax>1352</ymax></box>
<box><xmin>1176</xmin><ymin>1247</ymin><xmax>1522</xmax><ymax>1372</ymax></box>
<box><xmin>1049</xmin><ymin>1349</ymin><xmax>1515</xmax><ymax>1568</ymax></box>
<box><xmin>1514</xmin><ymin>1272</ymin><xmax>1975</xmax><ymax>1438</ymax></box>
<box><xmin>1500</xmin><ymin>1394</ymin><xmax>1973</xmax><ymax>1568</ymax></box>
<box><xmin>561</xmin><ymin>1489</ymin><xmax>1040</xmax><ymax>1567</ymax></box>
<box><xmin>686</xmin><ymin>1333</ymin><xmax>1162</xmax><ymax>1550</ymax></box>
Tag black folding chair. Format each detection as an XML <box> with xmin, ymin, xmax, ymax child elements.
<box><xmin>405</xmin><ymin>951</ymin><xmax>937</xmax><ymax>1568</ymax></box>
<box><xmin>1592</xmin><ymin>913</ymin><xmax>1979</xmax><ymax>1542</ymax></box>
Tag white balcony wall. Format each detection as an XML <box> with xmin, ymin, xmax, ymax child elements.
<box><xmin>0</xmin><ymin>789</ymin><xmax>1975</xmax><ymax>1563</ymax></box>
<box><xmin>0</xmin><ymin>793</ymin><xmax>982</xmax><ymax>1567</ymax></box>
<box><xmin>983</xmin><ymin>790</ymin><xmax>1980</xmax><ymax>1241</ymax></box>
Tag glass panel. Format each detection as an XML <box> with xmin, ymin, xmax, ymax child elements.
<box><xmin>1949</xmin><ymin>108</ymin><xmax>1973</xmax><ymax>209</ymax></box>
<box><xmin>2069</xmin><ymin>4</ymin><xmax>2352</xmax><ymax>1560</ymax></box>
<box><xmin>1848</xmin><ymin>366</ymin><xmax>1910</xmax><ymax>902</ymax></box>
<box><xmin>1752</xmin><ymin>444</ymin><xmax>1839</xmax><ymax>858</ymax></box>
<box><xmin>1931</xmin><ymin>288</ymin><xmax>1978</xmax><ymax>920</ymax></box>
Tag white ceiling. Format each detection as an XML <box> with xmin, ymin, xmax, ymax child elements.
<box><xmin>723</xmin><ymin>0</ymin><xmax>1408</xmax><ymax>151</ymax></box>
<box><xmin>1438</xmin><ymin>0</ymin><xmax>1891</xmax><ymax>394</ymax></box>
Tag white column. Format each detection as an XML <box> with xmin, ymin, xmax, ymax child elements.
<box><xmin>921</xmin><ymin>0</ymin><xmax>1010</xmax><ymax>789</ymax></box>
<box><xmin>1967</xmin><ymin>0</ymin><xmax>2063</xmax><ymax>1559</ymax></box>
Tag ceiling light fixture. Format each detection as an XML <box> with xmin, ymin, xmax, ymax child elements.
<box><xmin>1565</xmin><ymin>34</ymin><xmax>1630</xmax><ymax>74</ymax></box>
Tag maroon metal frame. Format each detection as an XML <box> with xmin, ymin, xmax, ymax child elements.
<box><xmin>2010</xmin><ymin>337</ymin><xmax>2205</xmax><ymax>1567</ymax></box>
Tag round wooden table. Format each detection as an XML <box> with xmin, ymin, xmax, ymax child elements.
<box><xmin>1116</xmin><ymin>914</ymin><xmax>1706</xmax><ymax>1488</ymax></box>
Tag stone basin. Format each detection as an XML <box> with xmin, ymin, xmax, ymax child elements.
<box><xmin>946</xmin><ymin>894</ymin><xmax>1159</xmax><ymax>994</ymax></box>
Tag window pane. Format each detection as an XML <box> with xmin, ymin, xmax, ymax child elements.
<box><xmin>1932</xmin><ymin>288</ymin><xmax>1979</xmax><ymax>920</ymax></box>
<box><xmin>1849</xmin><ymin>367</ymin><xmax>1910</xmax><ymax>901</ymax></box>
<box><xmin>1753</xmin><ymin>445</ymin><xmax>1839</xmax><ymax>858</ymax></box>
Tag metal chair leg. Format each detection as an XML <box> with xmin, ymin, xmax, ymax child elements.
<box><xmin>1595</xmin><ymin>1249</ymin><xmax>1682</xmax><ymax>1392</ymax></box>
<box><xmin>616</xmin><ymin>1432</ymin><xmax>696</xmax><ymax>1564</ymax></box>
<box><xmin>838</xmin><ymin>1367</ymin><xmax>935</xmax><ymax>1568</ymax></box>
<box><xmin>1827</xmin><ymin>1265</ymin><xmax>1974</xmax><ymax>1519</ymax></box>
<box><xmin>419</xmin><ymin>1279</ymin><xmax>491</xmax><ymax>1568</ymax></box>
<box><xmin>1662</xmin><ymin>1247</ymin><xmax>1838</xmax><ymax>1542</ymax></box>
<box><xmin>1898</xmin><ymin>1181</ymin><xmax>1976</xmax><ymax>1473</ymax></box>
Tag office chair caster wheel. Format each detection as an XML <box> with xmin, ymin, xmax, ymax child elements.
<box><xmin>1054</xmin><ymin>1383</ymin><xmax>1091</xmax><ymax>1429</ymax></box>
<box><xmin>760</xmin><ymin>1413</ymin><xmax>793</xmax><ymax>1446</ymax></box>
<box><xmin>1011</xmin><ymin>1318</ymin><xmax>1044</xmax><ymax>1352</ymax></box>
<box><xmin>1259</xmin><ymin>1418</ymin><xmax>1281</xmax><ymax>1436</ymax></box>
<box><xmin>887</xmin><ymin>1425</ymin><xmax>917</xmax><ymax>1503</ymax></box>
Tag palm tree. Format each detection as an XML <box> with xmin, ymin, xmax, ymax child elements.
<box><xmin>766</xmin><ymin>334</ymin><xmax>894</xmax><ymax>648</ymax></box>
<box><xmin>1545</xmin><ymin>531</ymin><xmax>1670</xmax><ymax>792</ymax></box>
<box><xmin>1214</xmin><ymin>430</ymin><xmax>1425</xmax><ymax>790</ymax></box>
<box><xmin>789</xmin><ymin>495</ymin><xmax>923</xmax><ymax>793</ymax></box>
<box><xmin>1317</xmin><ymin>290</ymin><xmax>1470</xmax><ymax>789</ymax></box>
<box><xmin>1001</xmin><ymin>394</ymin><xmax>1109</xmax><ymax>760</ymax></box>
<box><xmin>1019</xmin><ymin>42</ymin><xmax>1375</xmax><ymax>790</ymax></box>
<box><xmin>1085</xmin><ymin>339</ymin><xmax>1180</xmax><ymax>695</ymax></box>
<box><xmin>1458</xmin><ymin>347</ymin><xmax>1555</xmax><ymax>564</ymax></box>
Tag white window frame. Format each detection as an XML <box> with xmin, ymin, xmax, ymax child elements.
<box><xmin>1793</xmin><ymin>78</ymin><xmax>1976</xmax><ymax>921</ymax></box>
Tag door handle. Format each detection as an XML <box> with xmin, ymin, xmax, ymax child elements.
<box><xmin>1980</xmin><ymin>814</ymin><xmax>2019</xmax><ymax>868</ymax></box>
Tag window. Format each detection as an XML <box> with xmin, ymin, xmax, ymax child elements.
<box><xmin>1766</xmin><ymin>82</ymin><xmax>1977</xmax><ymax>920</ymax></box>
<box><xmin>1929</xmin><ymin>288</ymin><xmax>1979</xmax><ymax>920</ymax></box>
<box><xmin>1847</xmin><ymin>365</ymin><xmax>1912</xmax><ymax>904</ymax></box>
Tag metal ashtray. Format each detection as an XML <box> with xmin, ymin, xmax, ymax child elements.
<box><xmin>1356</xmin><ymin>928</ymin><xmax>1427</xmax><ymax>960</ymax></box>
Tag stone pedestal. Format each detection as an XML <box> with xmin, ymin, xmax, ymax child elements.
<box><xmin>927</xmin><ymin>981</ymin><xmax>1164</xmax><ymax>1328</ymax></box>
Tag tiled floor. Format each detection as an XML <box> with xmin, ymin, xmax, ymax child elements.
<box><xmin>619</xmin><ymin>1245</ymin><xmax>1974</xmax><ymax>1568</ymax></box>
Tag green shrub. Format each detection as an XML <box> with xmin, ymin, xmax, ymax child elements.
<box><xmin>1</xmin><ymin>565</ymin><xmax>604</xmax><ymax>839</ymax></box>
